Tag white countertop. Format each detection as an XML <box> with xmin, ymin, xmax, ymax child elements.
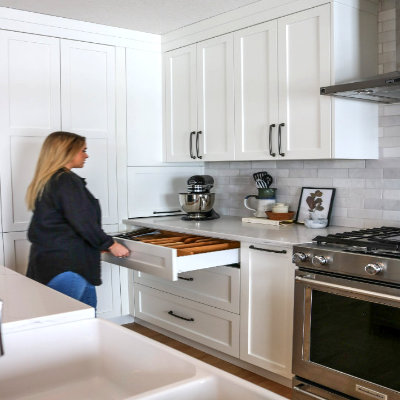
<box><xmin>0</xmin><ymin>267</ymin><xmax>94</xmax><ymax>334</ymax></box>
<box><xmin>123</xmin><ymin>215</ymin><xmax>353</xmax><ymax>246</ymax></box>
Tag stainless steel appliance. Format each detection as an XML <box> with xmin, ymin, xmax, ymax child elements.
<box><xmin>320</xmin><ymin>71</ymin><xmax>400</xmax><ymax>104</ymax></box>
<box><xmin>179</xmin><ymin>175</ymin><xmax>220</xmax><ymax>221</ymax></box>
<box><xmin>292</xmin><ymin>227</ymin><xmax>400</xmax><ymax>400</ymax></box>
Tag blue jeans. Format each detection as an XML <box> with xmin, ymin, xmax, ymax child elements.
<box><xmin>47</xmin><ymin>271</ymin><xmax>97</xmax><ymax>308</ymax></box>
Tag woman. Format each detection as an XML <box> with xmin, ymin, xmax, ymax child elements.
<box><xmin>26</xmin><ymin>131</ymin><xmax>129</xmax><ymax>308</ymax></box>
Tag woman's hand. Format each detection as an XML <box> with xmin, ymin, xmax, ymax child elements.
<box><xmin>109</xmin><ymin>242</ymin><xmax>130</xmax><ymax>258</ymax></box>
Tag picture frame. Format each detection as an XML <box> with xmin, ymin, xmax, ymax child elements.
<box><xmin>294</xmin><ymin>187</ymin><xmax>336</xmax><ymax>225</ymax></box>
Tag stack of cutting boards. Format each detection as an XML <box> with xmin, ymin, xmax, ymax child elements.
<box><xmin>129</xmin><ymin>230</ymin><xmax>240</xmax><ymax>257</ymax></box>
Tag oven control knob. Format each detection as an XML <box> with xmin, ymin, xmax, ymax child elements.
<box><xmin>365</xmin><ymin>263</ymin><xmax>384</xmax><ymax>275</ymax></box>
<box><xmin>292</xmin><ymin>252</ymin><xmax>307</xmax><ymax>263</ymax></box>
<box><xmin>312</xmin><ymin>255</ymin><xmax>328</xmax><ymax>266</ymax></box>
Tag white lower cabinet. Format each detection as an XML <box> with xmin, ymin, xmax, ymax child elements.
<box><xmin>133</xmin><ymin>266</ymin><xmax>240</xmax><ymax>357</ymax></box>
<box><xmin>3</xmin><ymin>231</ymin><xmax>30</xmax><ymax>275</ymax></box>
<box><xmin>240</xmin><ymin>242</ymin><xmax>295</xmax><ymax>379</ymax></box>
<box><xmin>96</xmin><ymin>261</ymin><xmax>121</xmax><ymax>318</ymax></box>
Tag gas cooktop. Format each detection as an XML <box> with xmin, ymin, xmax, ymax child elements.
<box><xmin>313</xmin><ymin>227</ymin><xmax>400</xmax><ymax>253</ymax></box>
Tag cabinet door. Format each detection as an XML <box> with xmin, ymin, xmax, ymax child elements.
<box><xmin>277</xmin><ymin>5</ymin><xmax>331</xmax><ymax>159</ymax></box>
<box><xmin>0</xmin><ymin>233</ymin><xmax>4</xmax><ymax>266</ymax></box>
<box><xmin>164</xmin><ymin>45</ymin><xmax>198</xmax><ymax>162</ymax></box>
<box><xmin>0</xmin><ymin>31</ymin><xmax>61</xmax><ymax>232</ymax></box>
<box><xmin>3</xmin><ymin>231</ymin><xmax>30</xmax><ymax>275</ymax></box>
<box><xmin>61</xmin><ymin>40</ymin><xmax>118</xmax><ymax>225</ymax></box>
<box><xmin>197</xmin><ymin>34</ymin><xmax>234</xmax><ymax>161</ymax></box>
<box><xmin>240</xmin><ymin>242</ymin><xmax>294</xmax><ymax>379</ymax></box>
<box><xmin>96</xmin><ymin>261</ymin><xmax>121</xmax><ymax>318</ymax></box>
<box><xmin>234</xmin><ymin>21</ymin><xmax>279</xmax><ymax>161</ymax></box>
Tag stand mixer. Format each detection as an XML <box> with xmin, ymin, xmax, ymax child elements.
<box><xmin>179</xmin><ymin>175</ymin><xmax>220</xmax><ymax>221</ymax></box>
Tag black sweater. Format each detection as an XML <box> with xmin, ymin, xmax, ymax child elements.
<box><xmin>27</xmin><ymin>169</ymin><xmax>114</xmax><ymax>286</ymax></box>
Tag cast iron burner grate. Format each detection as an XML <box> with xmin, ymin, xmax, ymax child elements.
<box><xmin>313</xmin><ymin>227</ymin><xmax>400</xmax><ymax>252</ymax></box>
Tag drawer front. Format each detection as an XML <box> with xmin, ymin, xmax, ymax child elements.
<box><xmin>102</xmin><ymin>234</ymin><xmax>239</xmax><ymax>281</ymax></box>
<box><xmin>134</xmin><ymin>284</ymin><xmax>240</xmax><ymax>357</ymax></box>
<box><xmin>134</xmin><ymin>266</ymin><xmax>240</xmax><ymax>313</ymax></box>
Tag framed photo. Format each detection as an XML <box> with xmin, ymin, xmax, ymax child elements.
<box><xmin>294</xmin><ymin>187</ymin><xmax>336</xmax><ymax>225</ymax></box>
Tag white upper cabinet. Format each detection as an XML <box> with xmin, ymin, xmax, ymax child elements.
<box><xmin>234</xmin><ymin>21</ymin><xmax>279</xmax><ymax>160</ymax></box>
<box><xmin>0</xmin><ymin>31</ymin><xmax>61</xmax><ymax>232</ymax></box>
<box><xmin>235</xmin><ymin>6</ymin><xmax>330</xmax><ymax>160</ymax></box>
<box><xmin>164</xmin><ymin>44</ymin><xmax>197</xmax><ymax>162</ymax></box>
<box><xmin>197</xmin><ymin>35</ymin><xmax>235</xmax><ymax>161</ymax></box>
<box><xmin>164</xmin><ymin>2</ymin><xmax>378</xmax><ymax>161</ymax></box>
<box><xmin>61</xmin><ymin>40</ymin><xmax>118</xmax><ymax>225</ymax></box>
<box><xmin>277</xmin><ymin>6</ymin><xmax>331</xmax><ymax>159</ymax></box>
<box><xmin>164</xmin><ymin>35</ymin><xmax>234</xmax><ymax>162</ymax></box>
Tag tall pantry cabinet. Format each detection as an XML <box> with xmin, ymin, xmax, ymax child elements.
<box><xmin>0</xmin><ymin>29</ymin><xmax>120</xmax><ymax>317</ymax></box>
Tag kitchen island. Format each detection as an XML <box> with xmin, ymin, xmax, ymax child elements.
<box><xmin>0</xmin><ymin>266</ymin><xmax>288</xmax><ymax>399</ymax></box>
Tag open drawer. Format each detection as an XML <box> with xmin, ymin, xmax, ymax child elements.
<box><xmin>102</xmin><ymin>229</ymin><xmax>240</xmax><ymax>281</ymax></box>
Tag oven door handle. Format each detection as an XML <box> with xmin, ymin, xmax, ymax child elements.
<box><xmin>296</xmin><ymin>276</ymin><xmax>400</xmax><ymax>304</ymax></box>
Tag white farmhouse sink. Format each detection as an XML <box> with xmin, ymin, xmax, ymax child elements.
<box><xmin>0</xmin><ymin>318</ymin><xmax>287</xmax><ymax>400</ymax></box>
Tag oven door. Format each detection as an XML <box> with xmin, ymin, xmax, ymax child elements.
<box><xmin>293</xmin><ymin>269</ymin><xmax>400</xmax><ymax>400</ymax></box>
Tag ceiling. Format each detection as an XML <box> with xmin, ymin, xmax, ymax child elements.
<box><xmin>0</xmin><ymin>0</ymin><xmax>262</xmax><ymax>34</ymax></box>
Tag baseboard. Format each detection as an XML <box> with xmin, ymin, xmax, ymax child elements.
<box><xmin>134</xmin><ymin>318</ymin><xmax>292</xmax><ymax>388</ymax></box>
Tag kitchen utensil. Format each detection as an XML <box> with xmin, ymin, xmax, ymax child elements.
<box><xmin>252</xmin><ymin>172</ymin><xmax>273</xmax><ymax>188</ymax></box>
<box><xmin>179</xmin><ymin>175</ymin><xmax>220</xmax><ymax>220</ymax></box>
<box><xmin>266</xmin><ymin>211</ymin><xmax>295</xmax><ymax>221</ymax></box>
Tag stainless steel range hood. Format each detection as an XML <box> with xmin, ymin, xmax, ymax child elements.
<box><xmin>320</xmin><ymin>72</ymin><xmax>400</xmax><ymax>104</ymax></box>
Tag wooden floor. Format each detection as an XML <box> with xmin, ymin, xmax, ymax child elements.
<box><xmin>123</xmin><ymin>323</ymin><xmax>292</xmax><ymax>399</ymax></box>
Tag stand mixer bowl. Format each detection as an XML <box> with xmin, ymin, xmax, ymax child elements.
<box><xmin>179</xmin><ymin>193</ymin><xmax>215</xmax><ymax>214</ymax></box>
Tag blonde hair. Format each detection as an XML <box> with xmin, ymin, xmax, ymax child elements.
<box><xmin>26</xmin><ymin>131</ymin><xmax>86</xmax><ymax>210</ymax></box>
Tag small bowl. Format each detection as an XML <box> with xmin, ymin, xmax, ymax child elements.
<box><xmin>304</xmin><ymin>218</ymin><xmax>328</xmax><ymax>229</ymax></box>
<box><xmin>266</xmin><ymin>211</ymin><xmax>295</xmax><ymax>221</ymax></box>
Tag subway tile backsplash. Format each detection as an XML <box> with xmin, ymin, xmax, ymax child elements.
<box><xmin>204</xmin><ymin>1</ymin><xmax>400</xmax><ymax>229</ymax></box>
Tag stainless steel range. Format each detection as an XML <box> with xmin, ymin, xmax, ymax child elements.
<box><xmin>292</xmin><ymin>227</ymin><xmax>400</xmax><ymax>400</ymax></box>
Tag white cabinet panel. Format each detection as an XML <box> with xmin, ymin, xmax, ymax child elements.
<box><xmin>3</xmin><ymin>136</ymin><xmax>45</xmax><ymax>231</ymax></box>
<box><xmin>61</xmin><ymin>40</ymin><xmax>118</xmax><ymax>225</ymax></box>
<box><xmin>75</xmin><ymin>138</ymin><xmax>118</xmax><ymax>225</ymax></box>
<box><xmin>240</xmin><ymin>242</ymin><xmax>294</xmax><ymax>379</ymax></box>
<box><xmin>0</xmin><ymin>31</ymin><xmax>60</xmax><ymax>233</ymax></box>
<box><xmin>234</xmin><ymin>21</ymin><xmax>279</xmax><ymax>160</ymax></box>
<box><xmin>0</xmin><ymin>31</ymin><xmax>61</xmax><ymax>136</ymax></box>
<box><xmin>197</xmin><ymin>34</ymin><xmax>234</xmax><ymax>161</ymax></box>
<box><xmin>164</xmin><ymin>45</ymin><xmax>197</xmax><ymax>162</ymax></box>
<box><xmin>277</xmin><ymin>6</ymin><xmax>331</xmax><ymax>159</ymax></box>
<box><xmin>127</xmin><ymin>166</ymin><xmax>203</xmax><ymax>218</ymax></box>
<box><xmin>126</xmin><ymin>48</ymin><xmax>163</xmax><ymax>166</ymax></box>
<box><xmin>61</xmin><ymin>40</ymin><xmax>115</xmax><ymax>138</ymax></box>
<box><xmin>4</xmin><ymin>231</ymin><xmax>30</xmax><ymax>275</ymax></box>
<box><xmin>0</xmin><ymin>234</ymin><xmax>4</xmax><ymax>266</ymax></box>
<box><xmin>96</xmin><ymin>261</ymin><xmax>121</xmax><ymax>318</ymax></box>
<box><xmin>134</xmin><ymin>284</ymin><xmax>240</xmax><ymax>356</ymax></box>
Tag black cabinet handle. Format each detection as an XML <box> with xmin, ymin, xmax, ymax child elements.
<box><xmin>249</xmin><ymin>245</ymin><xmax>287</xmax><ymax>254</ymax></box>
<box><xmin>278</xmin><ymin>123</ymin><xmax>285</xmax><ymax>156</ymax></box>
<box><xmin>189</xmin><ymin>131</ymin><xmax>196</xmax><ymax>159</ymax></box>
<box><xmin>196</xmin><ymin>131</ymin><xmax>202</xmax><ymax>159</ymax></box>
<box><xmin>168</xmin><ymin>310</ymin><xmax>194</xmax><ymax>322</ymax></box>
<box><xmin>269</xmin><ymin>124</ymin><xmax>276</xmax><ymax>157</ymax></box>
<box><xmin>153</xmin><ymin>210</ymin><xmax>181</xmax><ymax>214</ymax></box>
<box><xmin>178</xmin><ymin>276</ymin><xmax>194</xmax><ymax>281</ymax></box>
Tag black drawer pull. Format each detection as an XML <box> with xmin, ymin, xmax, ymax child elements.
<box><xmin>249</xmin><ymin>245</ymin><xmax>287</xmax><ymax>254</ymax></box>
<box><xmin>168</xmin><ymin>310</ymin><xmax>194</xmax><ymax>322</ymax></box>
<box><xmin>153</xmin><ymin>210</ymin><xmax>181</xmax><ymax>214</ymax></box>
<box><xmin>178</xmin><ymin>276</ymin><xmax>194</xmax><ymax>281</ymax></box>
